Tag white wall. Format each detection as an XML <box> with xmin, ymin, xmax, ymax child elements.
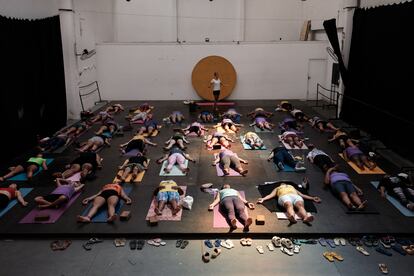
<box><xmin>0</xmin><ymin>0</ymin><xmax>58</xmax><ymax>18</ymax></box>
<box><xmin>96</xmin><ymin>42</ymin><xmax>328</xmax><ymax>101</ymax></box>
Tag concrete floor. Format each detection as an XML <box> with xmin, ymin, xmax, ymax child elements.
<box><xmin>0</xmin><ymin>238</ymin><xmax>411</xmax><ymax>276</ymax></box>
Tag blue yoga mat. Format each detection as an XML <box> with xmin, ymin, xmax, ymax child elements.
<box><xmin>273</xmin><ymin>163</ymin><xmax>295</xmax><ymax>172</ymax></box>
<box><xmin>9</xmin><ymin>159</ymin><xmax>54</xmax><ymax>181</ymax></box>
<box><xmin>240</xmin><ymin>136</ymin><xmax>266</xmax><ymax>150</ymax></box>
<box><xmin>81</xmin><ymin>185</ymin><xmax>133</xmax><ymax>222</ymax></box>
<box><xmin>0</xmin><ymin>188</ymin><xmax>33</xmax><ymax>218</ymax></box>
<box><xmin>370</xmin><ymin>181</ymin><xmax>414</xmax><ymax>217</ymax></box>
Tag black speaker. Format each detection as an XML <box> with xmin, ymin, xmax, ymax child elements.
<box><xmin>332</xmin><ymin>63</ymin><xmax>340</xmax><ymax>85</ymax></box>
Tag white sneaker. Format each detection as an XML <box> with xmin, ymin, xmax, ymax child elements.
<box><xmin>293</xmin><ymin>244</ymin><xmax>301</xmax><ymax>254</ymax></box>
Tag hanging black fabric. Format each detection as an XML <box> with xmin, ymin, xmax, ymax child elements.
<box><xmin>341</xmin><ymin>2</ymin><xmax>414</xmax><ymax>162</ymax></box>
<box><xmin>0</xmin><ymin>15</ymin><xmax>66</xmax><ymax>164</ymax></box>
<box><xmin>323</xmin><ymin>19</ymin><xmax>348</xmax><ymax>86</ymax></box>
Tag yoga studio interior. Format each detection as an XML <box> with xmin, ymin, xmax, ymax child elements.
<box><xmin>1</xmin><ymin>0</ymin><xmax>414</xmax><ymax>275</ymax></box>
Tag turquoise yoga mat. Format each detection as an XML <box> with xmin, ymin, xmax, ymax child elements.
<box><xmin>9</xmin><ymin>159</ymin><xmax>54</xmax><ymax>181</ymax></box>
<box><xmin>371</xmin><ymin>181</ymin><xmax>414</xmax><ymax>217</ymax></box>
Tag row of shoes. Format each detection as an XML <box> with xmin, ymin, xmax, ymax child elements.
<box><xmin>203</xmin><ymin>239</ymin><xmax>225</xmax><ymax>263</ymax></box>
<box><xmin>318</xmin><ymin>237</ymin><xmax>346</xmax><ymax>248</ymax></box>
<box><xmin>269</xmin><ymin>236</ymin><xmax>300</xmax><ymax>256</ymax></box>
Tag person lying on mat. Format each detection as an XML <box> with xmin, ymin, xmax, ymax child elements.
<box><xmin>157</xmin><ymin>146</ymin><xmax>196</xmax><ymax>174</ymax></box>
<box><xmin>221</xmin><ymin>108</ymin><xmax>242</xmax><ymax>123</ymax></box>
<box><xmin>169</xmin><ymin>111</ymin><xmax>184</xmax><ymax>124</ymax></box>
<box><xmin>307</xmin><ymin>144</ymin><xmax>336</xmax><ymax>172</ymax></box>
<box><xmin>77</xmin><ymin>134</ymin><xmax>111</xmax><ymax>152</ymax></box>
<box><xmin>182</xmin><ymin>122</ymin><xmax>208</xmax><ymax>137</ymax></box>
<box><xmin>0</xmin><ymin>153</ymin><xmax>48</xmax><ymax>182</ymax></box>
<box><xmin>324</xmin><ymin>166</ymin><xmax>366</xmax><ymax>211</ymax></box>
<box><xmin>275</xmin><ymin>101</ymin><xmax>294</xmax><ymax>112</ymax></box>
<box><xmin>95</xmin><ymin>118</ymin><xmax>120</xmax><ymax>136</ymax></box>
<box><xmin>268</xmin><ymin>146</ymin><xmax>306</xmax><ymax>172</ymax></box>
<box><xmin>35</xmin><ymin>178</ymin><xmax>85</xmax><ymax>209</ymax></box>
<box><xmin>164</xmin><ymin>131</ymin><xmax>189</xmax><ymax>150</ymax></box>
<box><xmin>129</xmin><ymin>102</ymin><xmax>154</xmax><ymax>114</ymax></box>
<box><xmin>328</xmin><ymin>129</ymin><xmax>357</xmax><ymax>150</ymax></box>
<box><xmin>290</xmin><ymin>108</ymin><xmax>309</xmax><ymax>122</ymax></box>
<box><xmin>378</xmin><ymin>173</ymin><xmax>414</xmax><ymax>211</ymax></box>
<box><xmin>280</xmin><ymin>130</ymin><xmax>305</xmax><ymax>148</ymax></box>
<box><xmin>105</xmin><ymin>103</ymin><xmax>124</xmax><ymax>114</ymax></box>
<box><xmin>214</xmin><ymin>118</ymin><xmax>243</xmax><ymax>133</ymax></box>
<box><xmin>249</xmin><ymin>116</ymin><xmax>274</xmax><ymax>131</ymax></box>
<box><xmin>247</xmin><ymin>107</ymin><xmax>273</xmax><ymax>119</ymax></box>
<box><xmin>279</xmin><ymin>117</ymin><xmax>303</xmax><ymax>133</ymax></box>
<box><xmin>309</xmin><ymin>116</ymin><xmax>338</xmax><ymax>132</ymax></box>
<box><xmin>205</xmin><ymin>131</ymin><xmax>234</xmax><ymax>150</ymax></box>
<box><xmin>243</xmin><ymin>132</ymin><xmax>265</xmax><ymax>149</ymax></box>
<box><xmin>257</xmin><ymin>183</ymin><xmax>321</xmax><ymax>223</ymax></box>
<box><xmin>137</xmin><ymin>114</ymin><xmax>160</xmax><ymax>137</ymax></box>
<box><xmin>116</xmin><ymin>154</ymin><xmax>149</xmax><ymax>183</ymax></box>
<box><xmin>54</xmin><ymin>152</ymin><xmax>102</xmax><ymax>180</ymax></box>
<box><xmin>153</xmin><ymin>180</ymin><xmax>184</xmax><ymax>215</ymax></box>
<box><xmin>212</xmin><ymin>148</ymin><xmax>248</xmax><ymax>176</ymax></box>
<box><xmin>38</xmin><ymin>133</ymin><xmax>72</xmax><ymax>152</ymax></box>
<box><xmin>199</xmin><ymin>110</ymin><xmax>214</xmax><ymax>123</ymax></box>
<box><xmin>0</xmin><ymin>184</ymin><xmax>28</xmax><ymax>209</ymax></box>
<box><xmin>343</xmin><ymin>145</ymin><xmax>377</xmax><ymax>170</ymax></box>
<box><xmin>119</xmin><ymin>134</ymin><xmax>156</xmax><ymax>155</ymax></box>
<box><xmin>126</xmin><ymin>109</ymin><xmax>149</xmax><ymax>123</ymax></box>
<box><xmin>208</xmin><ymin>183</ymin><xmax>254</xmax><ymax>231</ymax></box>
<box><xmin>77</xmin><ymin>183</ymin><xmax>132</xmax><ymax>223</ymax></box>
<box><xmin>89</xmin><ymin>111</ymin><xmax>112</xmax><ymax>124</ymax></box>
<box><xmin>58</xmin><ymin>121</ymin><xmax>88</xmax><ymax>137</ymax></box>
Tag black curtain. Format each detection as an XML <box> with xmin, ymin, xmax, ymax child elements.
<box><xmin>341</xmin><ymin>2</ymin><xmax>414</xmax><ymax>162</ymax></box>
<box><xmin>0</xmin><ymin>15</ymin><xmax>66</xmax><ymax>164</ymax></box>
<box><xmin>323</xmin><ymin>19</ymin><xmax>348</xmax><ymax>86</ymax></box>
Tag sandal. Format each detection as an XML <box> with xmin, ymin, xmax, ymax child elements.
<box><xmin>147</xmin><ymin>239</ymin><xmax>160</xmax><ymax>247</ymax></box>
<box><xmin>402</xmin><ymin>245</ymin><xmax>414</xmax><ymax>255</ymax></box>
<box><xmin>224</xmin><ymin>239</ymin><xmax>234</xmax><ymax>249</ymax></box>
<box><xmin>280</xmin><ymin>246</ymin><xmax>293</xmax><ymax>256</ymax></box>
<box><xmin>136</xmin><ymin>240</ymin><xmax>145</xmax><ymax>250</ymax></box>
<box><xmin>379</xmin><ymin>263</ymin><xmax>389</xmax><ymax>274</ymax></box>
<box><xmin>220</xmin><ymin>240</ymin><xmax>232</xmax><ymax>249</ymax></box>
<box><xmin>204</xmin><ymin>240</ymin><xmax>213</xmax><ymax>248</ymax></box>
<box><xmin>330</xmin><ymin>251</ymin><xmax>344</xmax><ymax>261</ymax></box>
<box><xmin>339</xmin><ymin>238</ymin><xmax>346</xmax><ymax>246</ymax></box>
<box><xmin>356</xmin><ymin>246</ymin><xmax>370</xmax><ymax>256</ymax></box>
<box><xmin>214</xmin><ymin>239</ymin><xmax>222</xmax><ymax>248</ymax></box>
<box><xmin>153</xmin><ymin>238</ymin><xmax>166</xmax><ymax>246</ymax></box>
<box><xmin>326</xmin><ymin>239</ymin><xmax>336</xmax><ymax>248</ymax></box>
<box><xmin>202</xmin><ymin>252</ymin><xmax>210</xmax><ymax>263</ymax></box>
<box><xmin>318</xmin><ymin>238</ymin><xmax>327</xmax><ymax>247</ymax></box>
<box><xmin>180</xmin><ymin>240</ymin><xmax>189</xmax><ymax>249</ymax></box>
<box><xmin>323</xmin><ymin>252</ymin><xmax>334</xmax><ymax>262</ymax></box>
<box><xmin>176</xmin><ymin>239</ymin><xmax>183</xmax><ymax>248</ymax></box>
<box><xmin>256</xmin><ymin>245</ymin><xmax>264</xmax><ymax>254</ymax></box>
<box><xmin>267</xmin><ymin>243</ymin><xmax>275</xmax><ymax>251</ymax></box>
<box><xmin>212</xmin><ymin>248</ymin><xmax>221</xmax><ymax>258</ymax></box>
<box><xmin>293</xmin><ymin>244</ymin><xmax>300</xmax><ymax>254</ymax></box>
<box><xmin>129</xmin><ymin>240</ymin><xmax>137</xmax><ymax>250</ymax></box>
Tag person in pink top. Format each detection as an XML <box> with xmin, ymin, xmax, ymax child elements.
<box><xmin>212</xmin><ymin>148</ymin><xmax>248</xmax><ymax>176</ymax></box>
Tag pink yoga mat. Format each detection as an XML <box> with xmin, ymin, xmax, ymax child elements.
<box><xmin>19</xmin><ymin>192</ymin><xmax>82</xmax><ymax>224</ymax></box>
<box><xmin>213</xmin><ymin>191</ymin><xmax>248</xmax><ymax>228</ymax></box>
<box><xmin>215</xmin><ymin>164</ymin><xmax>241</xmax><ymax>176</ymax></box>
<box><xmin>145</xmin><ymin>186</ymin><xmax>187</xmax><ymax>221</ymax></box>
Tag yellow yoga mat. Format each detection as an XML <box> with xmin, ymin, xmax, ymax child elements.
<box><xmin>339</xmin><ymin>154</ymin><xmax>386</xmax><ymax>175</ymax></box>
<box><xmin>113</xmin><ymin>160</ymin><xmax>150</xmax><ymax>183</ymax></box>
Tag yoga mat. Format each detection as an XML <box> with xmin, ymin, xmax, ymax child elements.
<box><xmin>273</xmin><ymin>163</ymin><xmax>295</xmax><ymax>172</ymax></box>
<box><xmin>19</xmin><ymin>192</ymin><xmax>82</xmax><ymax>224</ymax></box>
<box><xmin>257</xmin><ymin>182</ymin><xmax>317</xmax><ymax>213</ymax></box>
<box><xmin>131</xmin><ymin>120</ymin><xmax>144</xmax><ymax>124</ymax></box>
<box><xmin>159</xmin><ymin>160</ymin><xmax>189</xmax><ymax>176</ymax></box>
<box><xmin>339</xmin><ymin>154</ymin><xmax>386</xmax><ymax>175</ymax></box>
<box><xmin>214</xmin><ymin>153</ymin><xmax>242</xmax><ymax>176</ymax></box>
<box><xmin>145</xmin><ymin>186</ymin><xmax>186</xmax><ymax>221</ymax></box>
<box><xmin>66</xmin><ymin>172</ymin><xmax>81</xmax><ymax>182</ymax></box>
<box><xmin>254</xmin><ymin>126</ymin><xmax>274</xmax><ymax>133</ymax></box>
<box><xmin>276</xmin><ymin>212</ymin><xmax>312</xmax><ymax>220</ymax></box>
<box><xmin>0</xmin><ymin>188</ymin><xmax>33</xmax><ymax>218</ymax></box>
<box><xmin>213</xmin><ymin>191</ymin><xmax>248</xmax><ymax>228</ymax></box>
<box><xmin>113</xmin><ymin>161</ymin><xmax>149</xmax><ymax>183</ymax></box>
<box><xmin>81</xmin><ymin>185</ymin><xmax>133</xmax><ymax>223</ymax></box>
<box><xmin>9</xmin><ymin>159</ymin><xmax>54</xmax><ymax>181</ymax></box>
<box><xmin>371</xmin><ymin>181</ymin><xmax>414</xmax><ymax>217</ymax></box>
<box><xmin>123</xmin><ymin>149</ymin><xmax>140</xmax><ymax>157</ymax></box>
<box><xmin>278</xmin><ymin>135</ymin><xmax>308</xmax><ymax>149</ymax></box>
<box><xmin>240</xmin><ymin>136</ymin><xmax>266</xmax><ymax>150</ymax></box>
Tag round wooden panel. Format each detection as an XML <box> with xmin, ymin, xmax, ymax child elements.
<box><xmin>191</xmin><ymin>56</ymin><xmax>237</xmax><ymax>101</ymax></box>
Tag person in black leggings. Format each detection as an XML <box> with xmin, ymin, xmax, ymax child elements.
<box><xmin>378</xmin><ymin>173</ymin><xmax>414</xmax><ymax>211</ymax></box>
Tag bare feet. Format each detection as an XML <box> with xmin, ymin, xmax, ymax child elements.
<box><xmin>287</xmin><ymin>214</ymin><xmax>297</xmax><ymax>224</ymax></box>
<box><xmin>172</xmin><ymin>206</ymin><xmax>181</xmax><ymax>216</ymax></box>
<box><xmin>357</xmin><ymin>200</ymin><xmax>367</xmax><ymax>210</ymax></box>
<box><xmin>303</xmin><ymin>214</ymin><xmax>314</xmax><ymax>223</ymax></box>
<box><xmin>107</xmin><ymin>214</ymin><xmax>117</xmax><ymax>223</ymax></box>
<box><xmin>230</xmin><ymin>219</ymin><xmax>237</xmax><ymax>229</ymax></box>
<box><xmin>244</xmin><ymin>217</ymin><xmax>253</xmax><ymax>229</ymax></box>
<box><xmin>239</xmin><ymin>169</ymin><xmax>248</xmax><ymax>176</ymax></box>
<box><xmin>77</xmin><ymin>215</ymin><xmax>91</xmax><ymax>223</ymax></box>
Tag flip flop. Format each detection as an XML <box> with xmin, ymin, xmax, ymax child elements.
<box><xmin>318</xmin><ymin>238</ymin><xmax>328</xmax><ymax>247</ymax></box>
<box><xmin>136</xmin><ymin>240</ymin><xmax>145</xmax><ymax>250</ymax></box>
<box><xmin>379</xmin><ymin>263</ymin><xmax>389</xmax><ymax>274</ymax></box>
<box><xmin>256</xmin><ymin>246</ymin><xmax>264</xmax><ymax>254</ymax></box>
<box><xmin>267</xmin><ymin>243</ymin><xmax>275</xmax><ymax>251</ymax></box>
<box><xmin>180</xmin><ymin>240</ymin><xmax>189</xmax><ymax>249</ymax></box>
<box><xmin>176</xmin><ymin>239</ymin><xmax>183</xmax><ymax>248</ymax></box>
<box><xmin>280</xmin><ymin>246</ymin><xmax>293</xmax><ymax>256</ymax></box>
<box><xmin>220</xmin><ymin>240</ymin><xmax>231</xmax><ymax>249</ymax></box>
<box><xmin>375</xmin><ymin>246</ymin><xmax>392</xmax><ymax>256</ymax></box>
<box><xmin>225</xmin><ymin>239</ymin><xmax>234</xmax><ymax>248</ymax></box>
<box><xmin>402</xmin><ymin>245</ymin><xmax>414</xmax><ymax>255</ymax></box>
<box><xmin>339</xmin><ymin>238</ymin><xmax>346</xmax><ymax>246</ymax></box>
<box><xmin>153</xmin><ymin>238</ymin><xmax>166</xmax><ymax>246</ymax></box>
<box><xmin>204</xmin><ymin>240</ymin><xmax>213</xmax><ymax>248</ymax></box>
<box><xmin>212</xmin><ymin>248</ymin><xmax>221</xmax><ymax>258</ymax></box>
<box><xmin>323</xmin><ymin>252</ymin><xmax>334</xmax><ymax>262</ymax></box>
<box><xmin>330</xmin><ymin>251</ymin><xmax>344</xmax><ymax>261</ymax></box>
<box><xmin>356</xmin><ymin>246</ymin><xmax>370</xmax><ymax>256</ymax></box>
<box><xmin>333</xmin><ymin>238</ymin><xmax>340</xmax><ymax>246</ymax></box>
<box><xmin>147</xmin><ymin>239</ymin><xmax>160</xmax><ymax>247</ymax></box>
<box><xmin>129</xmin><ymin>240</ymin><xmax>137</xmax><ymax>250</ymax></box>
<box><xmin>326</xmin><ymin>239</ymin><xmax>336</xmax><ymax>248</ymax></box>
<box><xmin>293</xmin><ymin>245</ymin><xmax>301</xmax><ymax>254</ymax></box>
<box><xmin>214</xmin><ymin>239</ymin><xmax>222</xmax><ymax>247</ymax></box>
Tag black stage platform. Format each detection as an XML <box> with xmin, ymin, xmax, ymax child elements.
<box><xmin>1</xmin><ymin>100</ymin><xmax>413</xmax><ymax>238</ymax></box>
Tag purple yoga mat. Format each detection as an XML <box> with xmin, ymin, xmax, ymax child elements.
<box><xmin>66</xmin><ymin>172</ymin><xmax>81</xmax><ymax>182</ymax></box>
<box><xmin>215</xmin><ymin>164</ymin><xmax>241</xmax><ymax>176</ymax></box>
<box><xmin>213</xmin><ymin>191</ymin><xmax>248</xmax><ymax>228</ymax></box>
<box><xmin>19</xmin><ymin>192</ymin><xmax>82</xmax><ymax>224</ymax></box>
